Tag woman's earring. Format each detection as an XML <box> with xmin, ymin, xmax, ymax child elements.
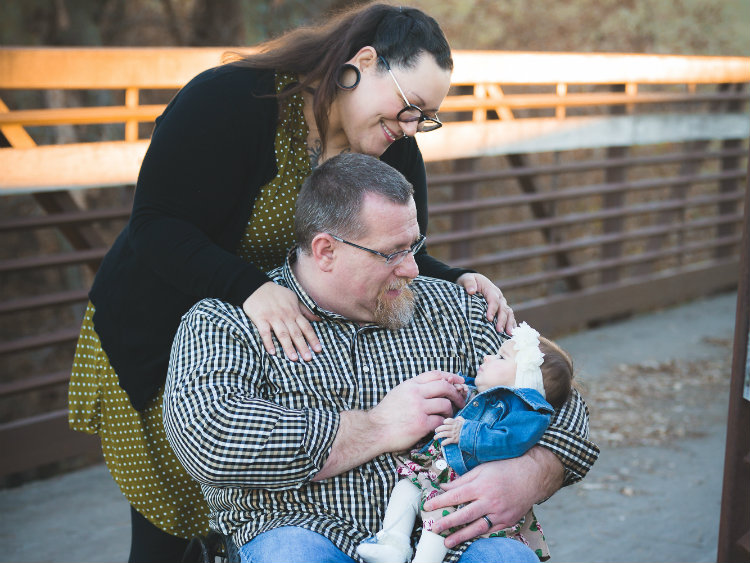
<box><xmin>335</xmin><ymin>63</ymin><xmax>361</xmax><ymax>90</ymax></box>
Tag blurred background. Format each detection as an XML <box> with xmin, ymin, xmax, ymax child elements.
<box><xmin>1</xmin><ymin>0</ymin><xmax>749</xmax><ymax>55</ymax></box>
<box><xmin>1</xmin><ymin>4</ymin><xmax>749</xmax><ymax>562</ymax></box>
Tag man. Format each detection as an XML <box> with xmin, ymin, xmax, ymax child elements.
<box><xmin>164</xmin><ymin>153</ymin><xmax>598</xmax><ymax>563</ymax></box>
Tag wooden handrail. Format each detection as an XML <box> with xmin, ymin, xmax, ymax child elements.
<box><xmin>0</xmin><ymin>206</ymin><xmax>131</xmax><ymax>231</ymax></box>
<box><xmin>0</xmin><ymin>289</ymin><xmax>89</xmax><ymax>315</ymax></box>
<box><xmin>0</xmin><ymin>371</ymin><xmax>71</xmax><ymax>398</ymax></box>
<box><xmin>2</xmin><ymin>48</ymin><xmax>749</xmax><ymax>88</ymax></box>
<box><xmin>495</xmin><ymin>237</ymin><xmax>741</xmax><ymax>290</ymax></box>
<box><xmin>0</xmin><ymin>328</ymin><xmax>79</xmax><ymax>356</ymax></box>
<box><xmin>428</xmin><ymin>169</ymin><xmax>747</xmax><ymax>215</ymax></box>
<box><xmin>449</xmin><ymin>51</ymin><xmax>750</xmax><ymax>85</ymax></box>
<box><xmin>1</xmin><ymin>92</ymin><xmax>747</xmax><ymax>128</ymax></box>
<box><xmin>0</xmin><ymin>105</ymin><xmax>165</xmax><ymax>127</ymax></box>
<box><xmin>428</xmin><ymin>199</ymin><xmax>745</xmax><ymax>245</ymax></box>
<box><xmin>428</xmin><ymin>146</ymin><xmax>749</xmax><ymax>185</ymax></box>
<box><xmin>451</xmin><ymin>215</ymin><xmax>743</xmax><ymax>268</ymax></box>
<box><xmin>440</xmin><ymin>90</ymin><xmax>750</xmax><ymax>112</ymax></box>
<box><xmin>0</xmin><ymin>248</ymin><xmax>107</xmax><ymax>273</ymax></box>
<box><xmin>0</xmin><ymin>47</ymin><xmax>249</xmax><ymax>89</ymax></box>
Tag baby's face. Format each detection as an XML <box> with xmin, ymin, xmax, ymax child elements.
<box><xmin>475</xmin><ymin>339</ymin><xmax>517</xmax><ymax>392</ymax></box>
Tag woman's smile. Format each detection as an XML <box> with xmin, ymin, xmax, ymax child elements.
<box><xmin>381</xmin><ymin>119</ymin><xmax>400</xmax><ymax>142</ymax></box>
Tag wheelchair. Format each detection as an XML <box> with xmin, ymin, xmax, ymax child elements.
<box><xmin>182</xmin><ymin>530</ymin><xmax>241</xmax><ymax>563</ymax></box>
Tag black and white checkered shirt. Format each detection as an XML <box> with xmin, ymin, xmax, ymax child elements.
<box><xmin>164</xmin><ymin>255</ymin><xmax>599</xmax><ymax>560</ymax></box>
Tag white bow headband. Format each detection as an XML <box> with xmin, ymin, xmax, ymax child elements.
<box><xmin>509</xmin><ymin>322</ymin><xmax>546</xmax><ymax>397</ymax></box>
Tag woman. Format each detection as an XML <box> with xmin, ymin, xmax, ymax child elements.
<box><xmin>69</xmin><ymin>3</ymin><xmax>515</xmax><ymax>561</ymax></box>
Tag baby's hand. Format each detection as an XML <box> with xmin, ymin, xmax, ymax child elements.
<box><xmin>434</xmin><ymin>416</ymin><xmax>465</xmax><ymax>446</ymax></box>
<box><xmin>453</xmin><ymin>383</ymin><xmax>469</xmax><ymax>399</ymax></box>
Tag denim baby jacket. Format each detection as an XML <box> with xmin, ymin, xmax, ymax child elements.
<box><xmin>442</xmin><ymin>377</ymin><xmax>554</xmax><ymax>476</ymax></box>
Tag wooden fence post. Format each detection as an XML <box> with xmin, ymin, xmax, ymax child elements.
<box><xmin>717</xmin><ymin>144</ymin><xmax>750</xmax><ymax>563</ymax></box>
<box><xmin>601</xmin><ymin>83</ymin><xmax>629</xmax><ymax>285</ymax></box>
<box><xmin>716</xmin><ymin>83</ymin><xmax>746</xmax><ymax>260</ymax></box>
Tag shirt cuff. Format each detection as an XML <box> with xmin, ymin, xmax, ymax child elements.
<box><xmin>303</xmin><ymin>408</ymin><xmax>341</xmax><ymax>472</ymax></box>
<box><xmin>537</xmin><ymin>428</ymin><xmax>600</xmax><ymax>486</ymax></box>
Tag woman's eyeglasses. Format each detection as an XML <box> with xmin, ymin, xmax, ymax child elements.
<box><xmin>329</xmin><ymin>233</ymin><xmax>427</xmax><ymax>266</ymax></box>
<box><xmin>379</xmin><ymin>56</ymin><xmax>442</xmax><ymax>133</ymax></box>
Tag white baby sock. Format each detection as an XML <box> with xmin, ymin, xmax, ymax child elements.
<box><xmin>357</xmin><ymin>529</ymin><xmax>413</xmax><ymax>563</ymax></box>
<box><xmin>357</xmin><ymin>479</ymin><xmax>421</xmax><ymax>563</ymax></box>
<box><xmin>412</xmin><ymin>530</ymin><xmax>449</xmax><ymax>563</ymax></box>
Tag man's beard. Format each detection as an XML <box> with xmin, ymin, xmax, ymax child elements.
<box><xmin>373</xmin><ymin>279</ymin><xmax>415</xmax><ymax>330</ymax></box>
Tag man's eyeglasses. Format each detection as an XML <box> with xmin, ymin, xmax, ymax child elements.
<box><xmin>379</xmin><ymin>56</ymin><xmax>442</xmax><ymax>133</ymax></box>
<box><xmin>329</xmin><ymin>233</ymin><xmax>426</xmax><ymax>266</ymax></box>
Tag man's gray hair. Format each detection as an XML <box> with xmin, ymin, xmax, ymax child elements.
<box><xmin>294</xmin><ymin>153</ymin><xmax>414</xmax><ymax>252</ymax></box>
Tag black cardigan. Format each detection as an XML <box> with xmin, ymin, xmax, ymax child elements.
<box><xmin>90</xmin><ymin>64</ymin><xmax>470</xmax><ymax>410</ymax></box>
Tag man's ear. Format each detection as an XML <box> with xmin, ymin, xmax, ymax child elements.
<box><xmin>310</xmin><ymin>233</ymin><xmax>337</xmax><ymax>272</ymax></box>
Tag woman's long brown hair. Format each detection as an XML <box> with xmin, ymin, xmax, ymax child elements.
<box><xmin>223</xmin><ymin>3</ymin><xmax>452</xmax><ymax>153</ymax></box>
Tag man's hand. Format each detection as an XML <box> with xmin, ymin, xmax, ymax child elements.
<box><xmin>314</xmin><ymin>371</ymin><xmax>466</xmax><ymax>481</ymax></box>
<box><xmin>368</xmin><ymin>371</ymin><xmax>467</xmax><ymax>452</ymax></box>
<box><xmin>423</xmin><ymin>446</ymin><xmax>564</xmax><ymax>548</ymax></box>
<box><xmin>434</xmin><ymin>416</ymin><xmax>465</xmax><ymax>446</ymax></box>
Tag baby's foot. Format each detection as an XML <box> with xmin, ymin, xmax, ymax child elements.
<box><xmin>356</xmin><ymin>530</ymin><xmax>412</xmax><ymax>563</ymax></box>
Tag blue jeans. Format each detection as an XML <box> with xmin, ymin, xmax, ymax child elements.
<box><xmin>239</xmin><ymin>526</ymin><xmax>539</xmax><ymax>563</ymax></box>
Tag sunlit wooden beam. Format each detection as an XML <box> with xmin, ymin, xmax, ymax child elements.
<box><xmin>0</xmin><ymin>141</ymin><xmax>149</xmax><ymax>193</ymax></box>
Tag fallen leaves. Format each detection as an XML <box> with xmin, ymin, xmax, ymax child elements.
<box><xmin>578</xmin><ymin>338</ymin><xmax>733</xmax><ymax>448</ymax></box>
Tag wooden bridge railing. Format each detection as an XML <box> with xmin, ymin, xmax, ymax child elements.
<box><xmin>0</xmin><ymin>48</ymin><xmax>748</xmax><ymax>481</ymax></box>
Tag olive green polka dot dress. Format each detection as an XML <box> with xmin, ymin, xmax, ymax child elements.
<box><xmin>68</xmin><ymin>72</ymin><xmax>311</xmax><ymax>539</ymax></box>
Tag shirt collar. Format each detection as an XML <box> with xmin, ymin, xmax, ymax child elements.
<box><xmin>279</xmin><ymin>247</ymin><xmax>359</xmax><ymax>324</ymax></box>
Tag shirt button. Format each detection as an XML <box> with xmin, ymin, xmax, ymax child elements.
<box><xmin>435</xmin><ymin>459</ymin><xmax>448</xmax><ymax>471</ymax></box>
<box><xmin>363</xmin><ymin>366</ymin><xmax>370</xmax><ymax>372</ymax></box>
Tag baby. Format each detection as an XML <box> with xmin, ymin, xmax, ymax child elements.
<box><xmin>358</xmin><ymin>322</ymin><xmax>574</xmax><ymax>563</ymax></box>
